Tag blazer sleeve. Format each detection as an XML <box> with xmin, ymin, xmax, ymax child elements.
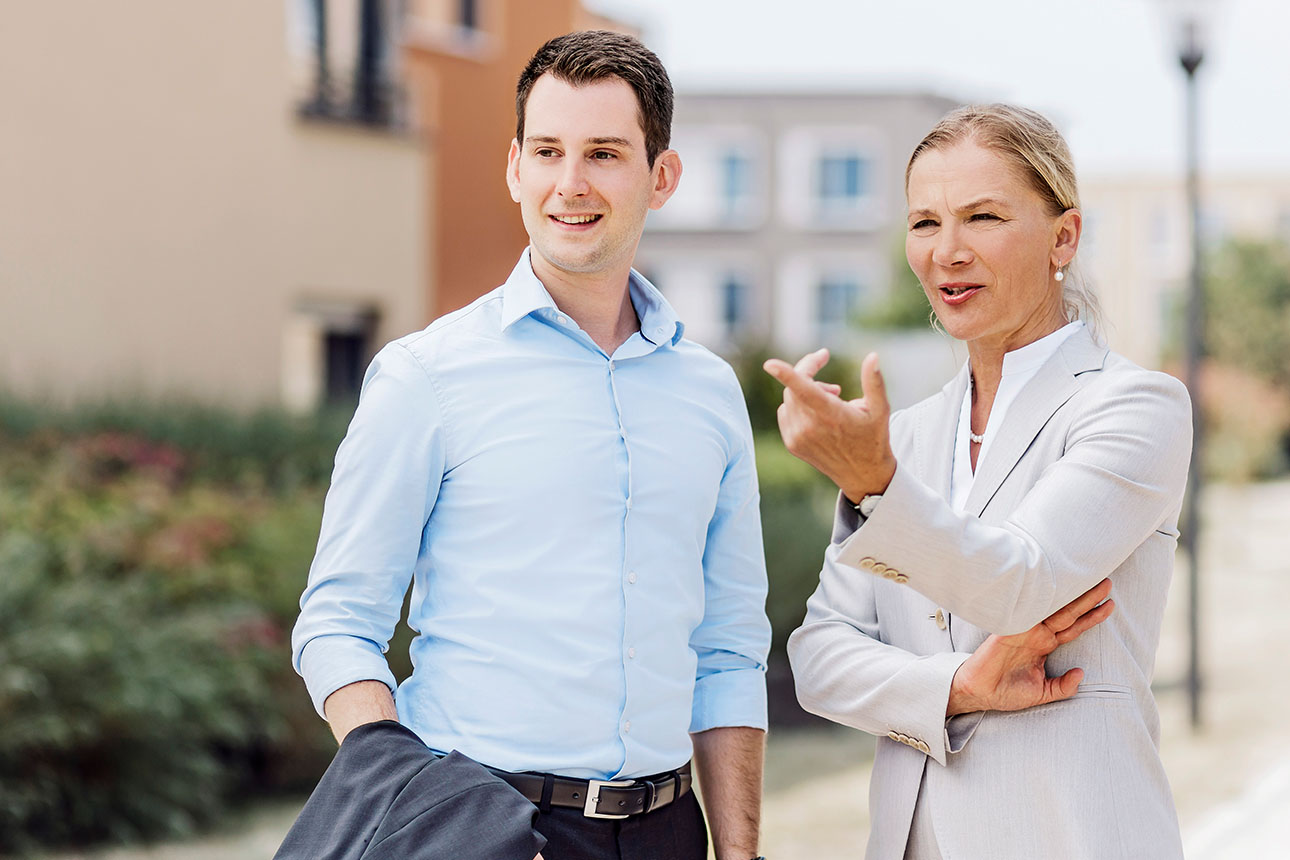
<box><xmin>787</xmin><ymin>497</ymin><xmax>974</xmax><ymax>766</ymax></box>
<box><xmin>833</xmin><ymin>367</ymin><xmax>1192</xmax><ymax>635</ymax></box>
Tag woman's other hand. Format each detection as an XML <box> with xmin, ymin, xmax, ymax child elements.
<box><xmin>947</xmin><ymin>578</ymin><xmax>1115</xmax><ymax>716</ymax></box>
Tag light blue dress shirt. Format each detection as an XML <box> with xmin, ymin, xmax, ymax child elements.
<box><xmin>292</xmin><ymin>250</ymin><xmax>771</xmax><ymax>780</ymax></box>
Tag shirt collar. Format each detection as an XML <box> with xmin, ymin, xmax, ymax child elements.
<box><xmin>999</xmin><ymin>320</ymin><xmax>1084</xmax><ymax>377</ymax></box>
<box><xmin>500</xmin><ymin>248</ymin><xmax>684</xmax><ymax>346</ymax></box>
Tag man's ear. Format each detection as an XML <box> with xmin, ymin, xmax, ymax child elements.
<box><xmin>506</xmin><ymin>139</ymin><xmax>522</xmax><ymax>204</ymax></box>
<box><xmin>648</xmin><ymin>149</ymin><xmax>683</xmax><ymax>211</ymax></box>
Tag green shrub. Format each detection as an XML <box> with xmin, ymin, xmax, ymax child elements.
<box><xmin>0</xmin><ymin>401</ymin><xmax>338</xmax><ymax>850</ymax></box>
<box><xmin>755</xmin><ymin>434</ymin><xmax>837</xmax><ymax>657</ymax></box>
<box><xmin>0</xmin><ymin>566</ymin><xmax>277</xmax><ymax>852</ymax></box>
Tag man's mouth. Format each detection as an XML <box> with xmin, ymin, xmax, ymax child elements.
<box><xmin>550</xmin><ymin>214</ymin><xmax>602</xmax><ymax>225</ymax></box>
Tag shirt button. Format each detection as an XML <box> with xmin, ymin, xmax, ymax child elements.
<box><xmin>627</xmin><ymin>572</ymin><xmax>637</xmax><ymax>584</ymax></box>
<box><xmin>624</xmin><ymin>721</ymin><xmax>632</xmax><ymax>732</ymax></box>
<box><xmin>628</xmin><ymin>647</ymin><xmax>636</xmax><ymax>659</ymax></box>
<box><xmin>556</xmin><ymin>314</ymin><xmax>568</xmax><ymax>325</ymax></box>
<box><xmin>625</xmin><ymin>498</ymin><xmax>633</xmax><ymax>510</ymax></box>
<box><xmin>608</xmin><ymin>360</ymin><xmax>615</xmax><ymax>370</ymax></box>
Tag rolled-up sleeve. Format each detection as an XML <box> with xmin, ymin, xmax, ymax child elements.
<box><xmin>292</xmin><ymin>342</ymin><xmax>446</xmax><ymax>717</ymax></box>
<box><xmin>689</xmin><ymin>385</ymin><xmax>771</xmax><ymax>733</ymax></box>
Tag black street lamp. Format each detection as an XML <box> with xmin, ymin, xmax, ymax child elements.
<box><xmin>1161</xmin><ymin>0</ymin><xmax>1212</xmax><ymax>731</ymax></box>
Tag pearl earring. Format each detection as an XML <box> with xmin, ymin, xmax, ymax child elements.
<box><xmin>1055</xmin><ymin>267</ymin><xmax>1066</xmax><ymax>283</ymax></box>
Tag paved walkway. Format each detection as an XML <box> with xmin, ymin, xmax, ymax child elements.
<box><xmin>45</xmin><ymin>480</ymin><xmax>1290</xmax><ymax>859</ymax></box>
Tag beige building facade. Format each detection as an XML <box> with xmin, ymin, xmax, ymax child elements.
<box><xmin>1081</xmin><ymin>172</ymin><xmax>1290</xmax><ymax>367</ymax></box>
<box><xmin>1</xmin><ymin>1</ymin><xmax>427</xmax><ymax>409</ymax></box>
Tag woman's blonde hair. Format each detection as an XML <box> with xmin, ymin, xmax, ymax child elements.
<box><xmin>906</xmin><ymin>103</ymin><xmax>1103</xmax><ymax>333</ymax></box>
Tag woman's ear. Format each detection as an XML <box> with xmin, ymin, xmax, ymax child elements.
<box><xmin>1053</xmin><ymin>208</ymin><xmax>1082</xmax><ymax>267</ymax></box>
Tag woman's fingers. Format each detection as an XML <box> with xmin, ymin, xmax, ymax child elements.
<box><xmin>793</xmin><ymin>348</ymin><xmax>830</xmax><ymax>378</ymax></box>
<box><xmin>1044</xmin><ymin>667</ymin><xmax>1086</xmax><ymax>704</ymax></box>
<box><xmin>1054</xmin><ymin>598</ymin><xmax>1115</xmax><ymax>646</ymax></box>
<box><xmin>1044</xmin><ymin>578</ymin><xmax>1112</xmax><ymax>632</ymax></box>
<box><xmin>859</xmin><ymin>352</ymin><xmax>890</xmax><ymax>419</ymax></box>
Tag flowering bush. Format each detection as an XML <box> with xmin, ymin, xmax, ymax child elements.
<box><xmin>0</xmin><ymin>403</ymin><xmax>344</xmax><ymax>852</ymax></box>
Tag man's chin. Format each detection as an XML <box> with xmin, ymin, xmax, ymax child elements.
<box><xmin>531</xmin><ymin>244</ymin><xmax>609</xmax><ymax>276</ymax></box>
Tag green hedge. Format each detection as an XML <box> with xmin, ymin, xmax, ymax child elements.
<box><xmin>0</xmin><ymin>402</ymin><xmax>342</xmax><ymax>852</ymax></box>
<box><xmin>0</xmin><ymin>397</ymin><xmax>837</xmax><ymax>851</ymax></box>
<box><xmin>755</xmin><ymin>434</ymin><xmax>837</xmax><ymax>657</ymax></box>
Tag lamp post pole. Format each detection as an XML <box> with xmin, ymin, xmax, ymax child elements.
<box><xmin>1178</xmin><ymin>17</ymin><xmax>1205</xmax><ymax>731</ymax></box>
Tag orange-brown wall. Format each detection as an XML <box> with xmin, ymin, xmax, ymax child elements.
<box><xmin>405</xmin><ymin>1</ymin><xmax>634</xmax><ymax>319</ymax></box>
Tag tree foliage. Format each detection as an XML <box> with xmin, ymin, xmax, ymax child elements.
<box><xmin>1205</xmin><ymin>238</ymin><xmax>1290</xmax><ymax>390</ymax></box>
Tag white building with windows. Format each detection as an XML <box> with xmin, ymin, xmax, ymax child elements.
<box><xmin>636</xmin><ymin>91</ymin><xmax>959</xmax><ymax>361</ymax></box>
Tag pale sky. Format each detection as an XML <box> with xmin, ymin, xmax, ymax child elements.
<box><xmin>587</xmin><ymin>0</ymin><xmax>1289</xmax><ymax>176</ymax></box>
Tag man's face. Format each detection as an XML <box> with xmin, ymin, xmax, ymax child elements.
<box><xmin>507</xmin><ymin>74</ymin><xmax>678</xmax><ymax>281</ymax></box>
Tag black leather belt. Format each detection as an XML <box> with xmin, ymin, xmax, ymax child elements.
<box><xmin>487</xmin><ymin>762</ymin><xmax>692</xmax><ymax>819</ymax></box>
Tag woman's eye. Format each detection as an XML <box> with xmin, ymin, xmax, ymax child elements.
<box><xmin>970</xmin><ymin>212</ymin><xmax>999</xmax><ymax>222</ymax></box>
<box><xmin>910</xmin><ymin>219</ymin><xmax>937</xmax><ymax>230</ymax></box>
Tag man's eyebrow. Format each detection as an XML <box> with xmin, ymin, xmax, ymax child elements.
<box><xmin>523</xmin><ymin>135</ymin><xmax>636</xmax><ymax>148</ymax></box>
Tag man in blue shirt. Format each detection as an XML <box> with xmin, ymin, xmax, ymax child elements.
<box><xmin>292</xmin><ymin>30</ymin><xmax>771</xmax><ymax>860</ymax></box>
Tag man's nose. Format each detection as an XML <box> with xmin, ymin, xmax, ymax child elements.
<box><xmin>555</xmin><ymin>158</ymin><xmax>590</xmax><ymax>198</ymax></box>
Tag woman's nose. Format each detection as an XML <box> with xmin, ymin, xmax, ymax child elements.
<box><xmin>931</xmin><ymin>224</ymin><xmax>973</xmax><ymax>268</ymax></box>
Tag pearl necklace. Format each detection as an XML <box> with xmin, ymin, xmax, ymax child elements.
<box><xmin>968</xmin><ymin>373</ymin><xmax>985</xmax><ymax>443</ymax></box>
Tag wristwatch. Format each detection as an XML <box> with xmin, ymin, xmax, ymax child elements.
<box><xmin>853</xmin><ymin>493</ymin><xmax>882</xmax><ymax>519</ymax></box>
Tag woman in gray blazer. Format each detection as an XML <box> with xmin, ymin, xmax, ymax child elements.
<box><xmin>765</xmin><ymin>104</ymin><xmax>1191</xmax><ymax>860</ymax></box>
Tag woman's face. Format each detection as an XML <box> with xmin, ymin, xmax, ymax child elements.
<box><xmin>904</xmin><ymin>139</ymin><xmax>1078</xmax><ymax>356</ymax></box>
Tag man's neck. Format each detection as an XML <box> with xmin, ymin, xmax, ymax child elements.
<box><xmin>531</xmin><ymin>255</ymin><xmax>640</xmax><ymax>355</ymax></box>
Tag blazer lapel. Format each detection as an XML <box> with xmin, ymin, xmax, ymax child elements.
<box><xmin>964</xmin><ymin>328</ymin><xmax>1108</xmax><ymax>516</ymax></box>
<box><xmin>916</xmin><ymin>364</ymin><xmax>969</xmax><ymax>501</ymax></box>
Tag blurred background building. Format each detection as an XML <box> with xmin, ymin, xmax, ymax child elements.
<box><xmin>1082</xmin><ymin>171</ymin><xmax>1290</xmax><ymax>366</ymax></box>
<box><xmin>0</xmin><ymin>0</ymin><xmax>627</xmax><ymax>411</ymax></box>
<box><xmin>1</xmin><ymin>2</ymin><xmax>424</xmax><ymax>411</ymax></box>
<box><xmin>635</xmin><ymin>91</ymin><xmax>956</xmax><ymax>355</ymax></box>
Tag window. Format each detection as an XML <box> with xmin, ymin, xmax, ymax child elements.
<box><xmin>720</xmin><ymin>150</ymin><xmax>751</xmax><ymax>219</ymax></box>
<box><xmin>324</xmin><ymin>330</ymin><xmax>369</xmax><ymax>405</ymax></box>
<box><xmin>283</xmin><ymin>301</ymin><xmax>377</xmax><ymax>411</ymax></box>
<box><xmin>816</xmin><ymin>153</ymin><xmax>868</xmax><ymax>207</ymax></box>
<box><xmin>459</xmin><ymin>0</ymin><xmax>478</xmax><ymax>30</ymax></box>
<box><xmin>816</xmin><ymin>275</ymin><xmax>861</xmax><ymax>334</ymax></box>
<box><xmin>296</xmin><ymin>0</ymin><xmax>404</xmax><ymax>127</ymax></box>
<box><xmin>720</xmin><ymin>275</ymin><xmax>748</xmax><ymax>338</ymax></box>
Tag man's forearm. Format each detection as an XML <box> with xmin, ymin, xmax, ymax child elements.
<box><xmin>691</xmin><ymin>726</ymin><xmax>764</xmax><ymax>860</ymax></box>
<box><xmin>322</xmin><ymin>680</ymin><xmax>399</xmax><ymax>744</ymax></box>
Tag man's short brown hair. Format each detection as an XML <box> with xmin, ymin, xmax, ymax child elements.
<box><xmin>515</xmin><ymin>30</ymin><xmax>674</xmax><ymax>167</ymax></box>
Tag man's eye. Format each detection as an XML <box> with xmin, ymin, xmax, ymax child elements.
<box><xmin>591</xmin><ymin>151</ymin><xmax>617</xmax><ymax>160</ymax></box>
<box><xmin>910</xmin><ymin>219</ymin><xmax>937</xmax><ymax>230</ymax></box>
<box><xmin>535</xmin><ymin>149</ymin><xmax>558</xmax><ymax>158</ymax></box>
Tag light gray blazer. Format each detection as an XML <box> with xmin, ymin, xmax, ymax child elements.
<box><xmin>787</xmin><ymin>328</ymin><xmax>1192</xmax><ymax>860</ymax></box>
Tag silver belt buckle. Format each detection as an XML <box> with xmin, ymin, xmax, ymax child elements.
<box><xmin>583</xmin><ymin>778</ymin><xmax>635</xmax><ymax>819</ymax></box>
